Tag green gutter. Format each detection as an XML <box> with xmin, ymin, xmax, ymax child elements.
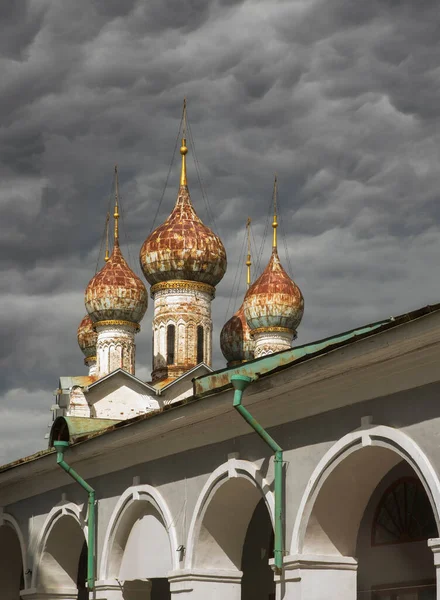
<box><xmin>53</xmin><ymin>441</ymin><xmax>95</xmax><ymax>591</ymax></box>
<box><xmin>231</xmin><ymin>375</ymin><xmax>284</xmax><ymax>573</ymax></box>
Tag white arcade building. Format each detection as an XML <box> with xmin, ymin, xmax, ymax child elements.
<box><xmin>1</xmin><ymin>113</ymin><xmax>440</xmax><ymax>600</ymax></box>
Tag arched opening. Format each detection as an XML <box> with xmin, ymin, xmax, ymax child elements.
<box><xmin>106</xmin><ymin>498</ymin><xmax>173</xmax><ymax>599</ymax></box>
<box><xmin>241</xmin><ymin>498</ymin><xmax>275</xmax><ymax>600</ymax></box>
<box><xmin>167</xmin><ymin>324</ymin><xmax>175</xmax><ymax>365</ymax></box>
<box><xmin>192</xmin><ymin>475</ymin><xmax>275</xmax><ymax>599</ymax></box>
<box><xmin>296</xmin><ymin>433</ymin><xmax>440</xmax><ymax>600</ymax></box>
<box><xmin>197</xmin><ymin>325</ymin><xmax>204</xmax><ymax>364</ymax></box>
<box><xmin>37</xmin><ymin>514</ymin><xmax>87</xmax><ymax>598</ymax></box>
<box><xmin>0</xmin><ymin>522</ymin><xmax>24</xmax><ymax>599</ymax></box>
<box><xmin>357</xmin><ymin>462</ymin><xmax>437</xmax><ymax>599</ymax></box>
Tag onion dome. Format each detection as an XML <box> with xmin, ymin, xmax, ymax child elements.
<box><xmin>243</xmin><ymin>178</ymin><xmax>304</xmax><ymax>335</ymax></box>
<box><xmin>140</xmin><ymin>105</ymin><xmax>226</xmax><ymax>287</ymax></box>
<box><xmin>220</xmin><ymin>218</ymin><xmax>254</xmax><ymax>365</ymax></box>
<box><xmin>220</xmin><ymin>304</ymin><xmax>254</xmax><ymax>365</ymax></box>
<box><xmin>85</xmin><ymin>168</ymin><xmax>148</xmax><ymax>326</ymax></box>
<box><xmin>77</xmin><ymin>314</ymin><xmax>97</xmax><ymax>360</ymax></box>
<box><xmin>243</xmin><ymin>249</ymin><xmax>304</xmax><ymax>333</ymax></box>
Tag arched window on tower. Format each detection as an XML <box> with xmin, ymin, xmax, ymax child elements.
<box><xmin>372</xmin><ymin>477</ymin><xmax>437</xmax><ymax>546</ymax></box>
<box><xmin>167</xmin><ymin>324</ymin><xmax>175</xmax><ymax>365</ymax></box>
<box><xmin>197</xmin><ymin>325</ymin><xmax>204</xmax><ymax>364</ymax></box>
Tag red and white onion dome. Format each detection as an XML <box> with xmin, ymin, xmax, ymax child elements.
<box><xmin>85</xmin><ymin>240</ymin><xmax>148</xmax><ymax>326</ymax></box>
<box><xmin>243</xmin><ymin>248</ymin><xmax>304</xmax><ymax>335</ymax></box>
<box><xmin>139</xmin><ymin>139</ymin><xmax>227</xmax><ymax>287</ymax></box>
<box><xmin>77</xmin><ymin>314</ymin><xmax>97</xmax><ymax>360</ymax></box>
<box><xmin>220</xmin><ymin>303</ymin><xmax>254</xmax><ymax>366</ymax></box>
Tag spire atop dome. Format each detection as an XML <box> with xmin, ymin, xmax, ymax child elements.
<box><xmin>104</xmin><ymin>212</ymin><xmax>110</xmax><ymax>262</ymax></box>
<box><xmin>180</xmin><ymin>99</ymin><xmax>188</xmax><ymax>187</ymax></box>
<box><xmin>114</xmin><ymin>165</ymin><xmax>120</xmax><ymax>243</ymax></box>
<box><xmin>140</xmin><ymin>101</ymin><xmax>227</xmax><ymax>287</ymax></box>
<box><xmin>246</xmin><ymin>217</ymin><xmax>252</xmax><ymax>288</ymax></box>
<box><xmin>272</xmin><ymin>175</ymin><xmax>278</xmax><ymax>250</ymax></box>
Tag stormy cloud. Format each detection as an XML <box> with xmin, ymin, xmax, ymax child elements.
<box><xmin>1</xmin><ymin>0</ymin><xmax>440</xmax><ymax>462</ymax></box>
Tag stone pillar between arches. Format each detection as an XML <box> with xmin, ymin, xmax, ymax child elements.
<box><xmin>273</xmin><ymin>555</ymin><xmax>357</xmax><ymax>600</ymax></box>
<box><xmin>428</xmin><ymin>538</ymin><xmax>440</xmax><ymax>600</ymax></box>
<box><xmin>94</xmin><ymin>578</ymin><xmax>151</xmax><ymax>600</ymax></box>
<box><xmin>168</xmin><ymin>568</ymin><xmax>242</xmax><ymax>599</ymax></box>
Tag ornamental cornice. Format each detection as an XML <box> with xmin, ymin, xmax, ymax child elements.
<box><xmin>93</xmin><ymin>319</ymin><xmax>140</xmax><ymax>332</ymax></box>
<box><xmin>251</xmin><ymin>326</ymin><xmax>294</xmax><ymax>336</ymax></box>
<box><xmin>150</xmin><ymin>280</ymin><xmax>215</xmax><ymax>299</ymax></box>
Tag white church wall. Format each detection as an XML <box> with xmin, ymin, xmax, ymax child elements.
<box><xmin>86</xmin><ymin>378</ymin><xmax>160</xmax><ymax>420</ymax></box>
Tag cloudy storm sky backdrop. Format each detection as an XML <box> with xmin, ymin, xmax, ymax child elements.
<box><xmin>1</xmin><ymin>0</ymin><xmax>440</xmax><ymax>463</ymax></box>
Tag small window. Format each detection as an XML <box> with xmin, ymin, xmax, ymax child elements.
<box><xmin>167</xmin><ymin>325</ymin><xmax>175</xmax><ymax>365</ymax></box>
<box><xmin>372</xmin><ymin>477</ymin><xmax>437</xmax><ymax>546</ymax></box>
<box><xmin>197</xmin><ymin>325</ymin><xmax>204</xmax><ymax>364</ymax></box>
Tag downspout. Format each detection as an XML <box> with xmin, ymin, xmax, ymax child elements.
<box><xmin>53</xmin><ymin>440</ymin><xmax>95</xmax><ymax>591</ymax></box>
<box><xmin>231</xmin><ymin>375</ymin><xmax>284</xmax><ymax>574</ymax></box>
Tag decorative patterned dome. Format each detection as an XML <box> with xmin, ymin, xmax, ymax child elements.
<box><xmin>243</xmin><ymin>249</ymin><xmax>304</xmax><ymax>333</ymax></box>
<box><xmin>140</xmin><ymin>137</ymin><xmax>226</xmax><ymax>287</ymax></box>
<box><xmin>85</xmin><ymin>240</ymin><xmax>148</xmax><ymax>325</ymax></box>
<box><xmin>77</xmin><ymin>314</ymin><xmax>97</xmax><ymax>359</ymax></box>
<box><xmin>243</xmin><ymin>248</ymin><xmax>304</xmax><ymax>333</ymax></box>
<box><xmin>220</xmin><ymin>303</ymin><xmax>254</xmax><ymax>365</ymax></box>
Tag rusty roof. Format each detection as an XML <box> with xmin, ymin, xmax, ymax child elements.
<box><xmin>244</xmin><ymin>248</ymin><xmax>304</xmax><ymax>332</ymax></box>
<box><xmin>85</xmin><ymin>240</ymin><xmax>148</xmax><ymax>324</ymax></box>
<box><xmin>77</xmin><ymin>314</ymin><xmax>97</xmax><ymax>358</ymax></box>
<box><xmin>220</xmin><ymin>303</ymin><xmax>254</xmax><ymax>365</ymax></box>
<box><xmin>49</xmin><ymin>416</ymin><xmax>122</xmax><ymax>446</ymax></box>
<box><xmin>140</xmin><ymin>184</ymin><xmax>227</xmax><ymax>287</ymax></box>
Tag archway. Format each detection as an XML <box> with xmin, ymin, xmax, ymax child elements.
<box><xmin>291</xmin><ymin>427</ymin><xmax>440</xmax><ymax>600</ymax></box>
<box><xmin>356</xmin><ymin>461</ymin><xmax>437</xmax><ymax>599</ymax></box>
<box><xmin>0</xmin><ymin>517</ymin><xmax>26</xmax><ymax>599</ymax></box>
<box><xmin>187</xmin><ymin>459</ymin><xmax>275</xmax><ymax>599</ymax></box>
<box><xmin>101</xmin><ymin>486</ymin><xmax>177</xmax><ymax>599</ymax></box>
<box><xmin>34</xmin><ymin>506</ymin><xmax>87</xmax><ymax>598</ymax></box>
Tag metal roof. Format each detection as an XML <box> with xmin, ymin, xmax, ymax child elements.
<box><xmin>193</xmin><ymin>303</ymin><xmax>440</xmax><ymax>398</ymax></box>
<box><xmin>49</xmin><ymin>416</ymin><xmax>123</xmax><ymax>446</ymax></box>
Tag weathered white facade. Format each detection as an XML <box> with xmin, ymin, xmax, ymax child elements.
<box><xmin>151</xmin><ymin>282</ymin><xmax>213</xmax><ymax>382</ymax></box>
<box><xmin>252</xmin><ymin>328</ymin><xmax>294</xmax><ymax>358</ymax></box>
<box><xmin>95</xmin><ymin>321</ymin><xmax>138</xmax><ymax>378</ymax></box>
<box><xmin>2</xmin><ymin>305</ymin><xmax>440</xmax><ymax>599</ymax></box>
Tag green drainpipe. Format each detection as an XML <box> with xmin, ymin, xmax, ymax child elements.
<box><xmin>231</xmin><ymin>374</ymin><xmax>284</xmax><ymax>573</ymax></box>
<box><xmin>53</xmin><ymin>441</ymin><xmax>95</xmax><ymax>591</ymax></box>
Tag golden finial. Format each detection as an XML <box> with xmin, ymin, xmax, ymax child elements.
<box><xmin>104</xmin><ymin>212</ymin><xmax>110</xmax><ymax>262</ymax></box>
<box><xmin>114</xmin><ymin>165</ymin><xmax>120</xmax><ymax>243</ymax></box>
<box><xmin>246</xmin><ymin>217</ymin><xmax>252</xmax><ymax>287</ymax></box>
<box><xmin>272</xmin><ymin>175</ymin><xmax>278</xmax><ymax>250</ymax></box>
<box><xmin>180</xmin><ymin>99</ymin><xmax>188</xmax><ymax>187</ymax></box>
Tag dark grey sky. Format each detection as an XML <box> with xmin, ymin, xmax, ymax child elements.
<box><xmin>1</xmin><ymin>0</ymin><xmax>440</xmax><ymax>464</ymax></box>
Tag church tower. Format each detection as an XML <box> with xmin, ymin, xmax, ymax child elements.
<box><xmin>85</xmin><ymin>168</ymin><xmax>148</xmax><ymax>377</ymax></box>
<box><xmin>243</xmin><ymin>177</ymin><xmax>304</xmax><ymax>357</ymax></box>
<box><xmin>140</xmin><ymin>103</ymin><xmax>227</xmax><ymax>382</ymax></box>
